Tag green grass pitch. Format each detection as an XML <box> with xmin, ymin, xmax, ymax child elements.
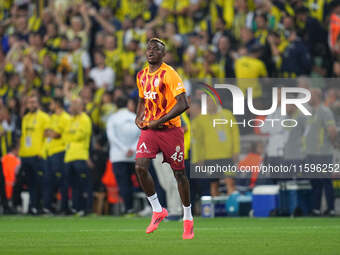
<box><xmin>0</xmin><ymin>216</ymin><xmax>339</xmax><ymax>255</ymax></box>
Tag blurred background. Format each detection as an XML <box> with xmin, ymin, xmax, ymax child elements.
<box><xmin>0</xmin><ymin>0</ymin><xmax>339</xmax><ymax>219</ymax></box>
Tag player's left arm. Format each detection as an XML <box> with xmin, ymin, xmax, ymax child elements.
<box><xmin>135</xmin><ymin>97</ymin><xmax>148</xmax><ymax>129</ymax></box>
<box><xmin>135</xmin><ymin>72</ymin><xmax>148</xmax><ymax>130</ymax></box>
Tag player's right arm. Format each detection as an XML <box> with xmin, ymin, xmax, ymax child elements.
<box><xmin>135</xmin><ymin>97</ymin><xmax>147</xmax><ymax>129</ymax></box>
<box><xmin>135</xmin><ymin>71</ymin><xmax>147</xmax><ymax>130</ymax></box>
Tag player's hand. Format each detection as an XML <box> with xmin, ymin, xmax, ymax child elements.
<box><xmin>49</xmin><ymin>130</ymin><xmax>60</xmax><ymax>139</ymax></box>
<box><xmin>88</xmin><ymin>7</ymin><xmax>97</xmax><ymax>16</ymax></box>
<box><xmin>148</xmin><ymin>119</ymin><xmax>164</xmax><ymax>129</ymax></box>
<box><xmin>135</xmin><ymin>118</ymin><xmax>148</xmax><ymax>129</ymax></box>
<box><xmin>87</xmin><ymin>159</ymin><xmax>95</xmax><ymax>169</ymax></box>
<box><xmin>44</xmin><ymin>129</ymin><xmax>51</xmax><ymax>138</ymax></box>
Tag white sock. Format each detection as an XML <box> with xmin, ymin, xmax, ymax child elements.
<box><xmin>183</xmin><ymin>204</ymin><xmax>193</xmax><ymax>221</ymax></box>
<box><xmin>147</xmin><ymin>193</ymin><xmax>162</xmax><ymax>213</ymax></box>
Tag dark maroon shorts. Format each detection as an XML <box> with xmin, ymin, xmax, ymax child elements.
<box><xmin>135</xmin><ymin>127</ymin><xmax>185</xmax><ymax>170</ymax></box>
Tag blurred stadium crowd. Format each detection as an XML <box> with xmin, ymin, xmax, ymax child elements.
<box><xmin>0</xmin><ymin>0</ymin><xmax>339</xmax><ymax>216</ymax></box>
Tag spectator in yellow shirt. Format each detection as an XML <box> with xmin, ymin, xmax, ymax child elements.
<box><xmin>42</xmin><ymin>97</ymin><xmax>71</xmax><ymax>215</ymax></box>
<box><xmin>235</xmin><ymin>45</ymin><xmax>268</xmax><ymax>98</ymax></box>
<box><xmin>64</xmin><ymin>98</ymin><xmax>92</xmax><ymax>215</ymax></box>
<box><xmin>191</xmin><ymin>96</ymin><xmax>240</xmax><ymax>196</ymax></box>
<box><xmin>19</xmin><ymin>94</ymin><xmax>49</xmax><ymax>214</ymax></box>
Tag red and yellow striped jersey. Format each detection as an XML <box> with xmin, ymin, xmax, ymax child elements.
<box><xmin>136</xmin><ymin>63</ymin><xmax>186</xmax><ymax>127</ymax></box>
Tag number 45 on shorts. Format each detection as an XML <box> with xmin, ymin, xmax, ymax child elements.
<box><xmin>171</xmin><ymin>146</ymin><xmax>184</xmax><ymax>162</ymax></box>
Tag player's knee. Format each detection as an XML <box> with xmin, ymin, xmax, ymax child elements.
<box><xmin>173</xmin><ymin>170</ymin><xmax>187</xmax><ymax>182</ymax></box>
<box><xmin>135</xmin><ymin>164</ymin><xmax>148</xmax><ymax>176</ymax></box>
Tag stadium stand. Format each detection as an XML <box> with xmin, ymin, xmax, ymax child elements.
<box><xmin>0</xmin><ymin>0</ymin><xmax>339</xmax><ymax>216</ymax></box>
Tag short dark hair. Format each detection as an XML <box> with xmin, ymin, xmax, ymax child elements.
<box><xmin>116</xmin><ymin>96</ymin><xmax>128</xmax><ymax>109</ymax></box>
<box><xmin>148</xmin><ymin>37</ymin><xmax>165</xmax><ymax>47</ymax></box>
<box><xmin>296</xmin><ymin>6</ymin><xmax>309</xmax><ymax>15</ymax></box>
<box><xmin>53</xmin><ymin>97</ymin><xmax>64</xmax><ymax>108</ymax></box>
<box><xmin>94</xmin><ymin>50</ymin><xmax>105</xmax><ymax>58</ymax></box>
<box><xmin>249</xmin><ymin>44</ymin><xmax>263</xmax><ymax>54</ymax></box>
<box><xmin>30</xmin><ymin>31</ymin><xmax>42</xmax><ymax>38</ymax></box>
<box><xmin>256</xmin><ymin>13</ymin><xmax>268</xmax><ymax>22</ymax></box>
<box><xmin>148</xmin><ymin>38</ymin><xmax>166</xmax><ymax>53</ymax></box>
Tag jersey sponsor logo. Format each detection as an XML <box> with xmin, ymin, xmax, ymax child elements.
<box><xmin>144</xmin><ymin>91</ymin><xmax>157</xmax><ymax>100</ymax></box>
<box><xmin>136</xmin><ymin>142</ymin><xmax>150</xmax><ymax>154</ymax></box>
